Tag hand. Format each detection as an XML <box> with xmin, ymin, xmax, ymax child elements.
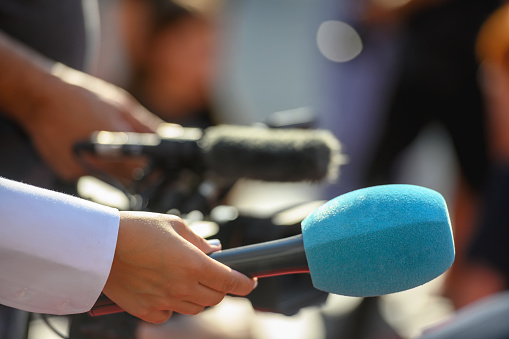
<box><xmin>20</xmin><ymin>64</ymin><xmax>164</xmax><ymax>182</ymax></box>
<box><xmin>0</xmin><ymin>31</ymin><xmax>164</xmax><ymax>182</ymax></box>
<box><xmin>103</xmin><ymin>211</ymin><xmax>257</xmax><ymax>323</ymax></box>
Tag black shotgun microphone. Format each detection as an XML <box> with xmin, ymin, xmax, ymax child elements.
<box><xmin>210</xmin><ymin>234</ymin><xmax>309</xmax><ymax>278</ymax></box>
<box><xmin>74</xmin><ymin>124</ymin><xmax>343</xmax><ymax>182</ymax></box>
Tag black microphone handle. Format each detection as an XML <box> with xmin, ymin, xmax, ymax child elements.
<box><xmin>89</xmin><ymin>234</ymin><xmax>309</xmax><ymax>316</ymax></box>
<box><xmin>209</xmin><ymin>234</ymin><xmax>309</xmax><ymax>277</ymax></box>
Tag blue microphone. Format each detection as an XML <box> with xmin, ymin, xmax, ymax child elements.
<box><xmin>210</xmin><ymin>184</ymin><xmax>454</xmax><ymax>296</ymax></box>
<box><xmin>301</xmin><ymin>184</ymin><xmax>454</xmax><ymax>296</ymax></box>
<box><xmin>90</xmin><ymin>184</ymin><xmax>455</xmax><ymax>315</ymax></box>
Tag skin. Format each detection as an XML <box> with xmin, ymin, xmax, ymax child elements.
<box><xmin>0</xmin><ymin>29</ymin><xmax>163</xmax><ymax>182</ymax></box>
<box><xmin>0</xmin><ymin>29</ymin><xmax>257</xmax><ymax>321</ymax></box>
<box><xmin>104</xmin><ymin>211</ymin><xmax>257</xmax><ymax>324</ymax></box>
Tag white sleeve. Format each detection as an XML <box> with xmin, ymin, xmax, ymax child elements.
<box><xmin>0</xmin><ymin>177</ymin><xmax>120</xmax><ymax>315</ymax></box>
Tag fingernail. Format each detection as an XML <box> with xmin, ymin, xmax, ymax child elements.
<box><xmin>253</xmin><ymin>278</ymin><xmax>258</xmax><ymax>289</ymax></box>
<box><xmin>207</xmin><ymin>239</ymin><xmax>221</xmax><ymax>247</ymax></box>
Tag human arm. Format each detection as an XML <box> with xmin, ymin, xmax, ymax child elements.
<box><xmin>0</xmin><ymin>176</ymin><xmax>119</xmax><ymax>315</ymax></box>
<box><xmin>0</xmin><ymin>177</ymin><xmax>257</xmax><ymax>322</ymax></box>
<box><xmin>0</xmin><ymin>30</ymin><xmax>164</xmax><ymax>182</ymax></box>
<box><xmin>105</xmin><ymin>212</ymin><xmax>257</xmax><ymax>323</ymax></box>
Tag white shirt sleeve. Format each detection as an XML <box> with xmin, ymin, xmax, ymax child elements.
<box><xmin>0</xmin><ymin>177</ymin><xmax>120</xmax><ymax>315</ymax></box>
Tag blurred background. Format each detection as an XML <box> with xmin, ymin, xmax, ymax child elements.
<box><xmin>26</xmin><ymin>0</ymin><xmax>509</xmax><ymax>338</ymax></box>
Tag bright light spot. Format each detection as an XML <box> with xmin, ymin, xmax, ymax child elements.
<box><xmin>316</xmin><ymin>20</ymin><xmax>363</xmax><ymax>63</ymax></box>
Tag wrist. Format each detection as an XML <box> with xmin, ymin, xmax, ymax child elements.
<box><xmin>17</xmin><ymin>64</ymin><xmax>64</xmax><ymax>128</ymax></box>
<box><xmin>0</xmin><ymin>31</ymin><xmax>61</xmax><ymax>128</ymax></box>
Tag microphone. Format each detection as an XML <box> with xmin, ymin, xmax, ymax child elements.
<box><xmin>74</xmin><ymin>124</ymin><xmax>343</xmax><ymax>182</ymax></box>
<box><xmin>89</xmin><ymin>184</ymin><xmax>455</xmax><ymax>316</ymax></box>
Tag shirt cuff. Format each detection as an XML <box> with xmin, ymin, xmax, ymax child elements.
<box><xmin>0</xmin><ymin>177</ymin><xmax>120</xmax><ymax>314</ymax></box>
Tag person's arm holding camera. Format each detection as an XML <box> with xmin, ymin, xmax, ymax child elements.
<box><xmin>0</xmin><ymin>29</ymin><xmax>163</xmax><ymax>183</ymax></box>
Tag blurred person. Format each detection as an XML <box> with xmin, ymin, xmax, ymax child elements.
<box><xmin>313</xmin><ymin>1</ymin><xmax>502</xmax><ymax>336</ymax></box>
<box><xmin>357</xmin><ymin>0</ymin><xmax>501</xmax><ymax>309</ymax></box>
<box><xmin>95</xmin><ymin>0</ymin><xmax>218</xmax><ymax>129</ymax></box>
<box><xmin>121</xmin><ymin>0</ymin><xmax>217</xmax><ymax>127</ymax></box>
<box><xmin>416</xmin><ymin>7</ymin><xmax>509</xmax><ymax>318</ymax></box>
<box><xmin>456</xmin><ymin>2</ymin><xmax>509</xmax><ymax>308</ymax></box>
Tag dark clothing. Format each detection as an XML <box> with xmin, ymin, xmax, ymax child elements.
<box><xmin>468</xmin><ymin>163</ymin><xmax>509</xmax><ymax>282</ymax></box>
<box><xmin>366</xmin><ymin>0</ymin><xmax>501</xmax><ymax>193</ymax></box>
<box><xmin>0</xmin><ymin>0</ymin><xmax>86</xmax><ymax>70</ymax></box>
<box><xmin>0</xmin><ymin>0</ymin><xmax>86</xmax><ymax>190</ymax></box>
<box><xmin>0</xmin><ymin>4</ymin><xmax>97</xmax><ymax>338</ymax></box>
<box><xmin>364</xmin><ymin>0</ymin><xmax>509</xmax><ymax>282</ymax></box>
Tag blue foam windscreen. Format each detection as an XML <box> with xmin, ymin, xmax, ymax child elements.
<box><xmin>301</xmin><ymin>184</ymin><xmax>455</xmax><ymax>296</ymax></box>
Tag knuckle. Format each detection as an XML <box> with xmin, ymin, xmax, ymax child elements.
<box><xmin>221</xmin><ymin>275</ymin><xmax>239</xmax><ymax>293</ymax></box>
<box><xmin>170</xmin><ymin>284</ymin><xmax>193</xmax><ymax>300</ymax></box>
<box><xmin>187</xmin><ymin>258</ymin><xmax>203</xmax><ymax>273</ymax></box>
<box><xmin>132</xmin><ymin>305</ymin><xmax>152</xmax><ymax>321</ymax></box>
<box><xmin>133</xmin><ymin>304</ymin><xmax>173</xmax><ymax>324</ymax></box>
<box><xmin>165</xmin><ymin>214</ymin><xmax>185</xmax><ymax>228</ymax></box>
<box><xmin>184</xmin><ymin>258</ymin><xmax>207</xmax><ymax>280</ymax></box>
<box><xmin>182</xmin><ymin>305</ymin><xmax>204</xmax><ymax>316</ymax></box>
<box><xmin>190</xmin><ymin>306</ymin><xmax>205</xmax><ymax>315</ymax></box>
<box><xmin>146</xmin><ymin>311</ymin><xmax>172</xmax><ymax>324</ymax></box>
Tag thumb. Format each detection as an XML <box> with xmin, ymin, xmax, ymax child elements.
<box><xmin>205</xmin><ymin>239</ymin><xmax>222</xmax><ymax>254</ymax></box>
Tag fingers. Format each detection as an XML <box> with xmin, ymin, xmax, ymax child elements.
<box><xmin>170</xmin><ymin>218</ymin><xmax>222</xmax><ymax>254</ymax></box>
<box><xmin>190</xmin><ymin>283</ymin><xmax>227</xmax><ymax>307</ymax></box>
<box><xmin>128</xmin><ymin>287</ymin><xmax>222</xmax><ymax>323</ymax></box>
<box><xmin>129</xmin><ymin>105</ymin><xmax>164</xmax><ymax>132</ymax></box>
<box><xmin>137</xmin><ymin>300</ymin><xmax>210</xmax><ymax>323</ymax></box>
<box><xmin>138</xmin><ymin>310</ymin><xmax>173</xmax><ymax>324</ymax></box>
<box><xmin>166</xmin><ymin>216</ymin><xmax>257</xmax><ymax>296</ymax></box>
<box><xmin>109</xmin><ymin>212</ymin><xmax>257</xmax><ymax>323</ymax></box>
<box><xmin>169</xmin><ymin>300</ymin><xmax>206</xmax><ymax>315</ymax></box>
<box><xmin>199</xmin><ymin>257</ymin><xmax>258</xmax><ymax>297</ymax></box>
<box><xmin>135</xmin><ymin>302</ymin><xmax>203</xmax><ymax>323</ymax></box>
<box><xmin>80</xmin><ymin>152</ymin><xmax>148</xmax><ymax>185</ymax></box>
<box><xmin>205</xmin><ymin>239</ymin><xmax>222</xmax><ymax>254</ymax></box>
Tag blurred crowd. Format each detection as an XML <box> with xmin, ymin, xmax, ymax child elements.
<box><xmin>2</xmin><ymin>0</ymin><xmax>509</xmax><ymax>338</ymax></box>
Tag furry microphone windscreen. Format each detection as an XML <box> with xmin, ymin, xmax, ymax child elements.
<box><xmin>199</xmin><ymin>125</ymin><xmax>344</xmax><ymax>182</ymax></box>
